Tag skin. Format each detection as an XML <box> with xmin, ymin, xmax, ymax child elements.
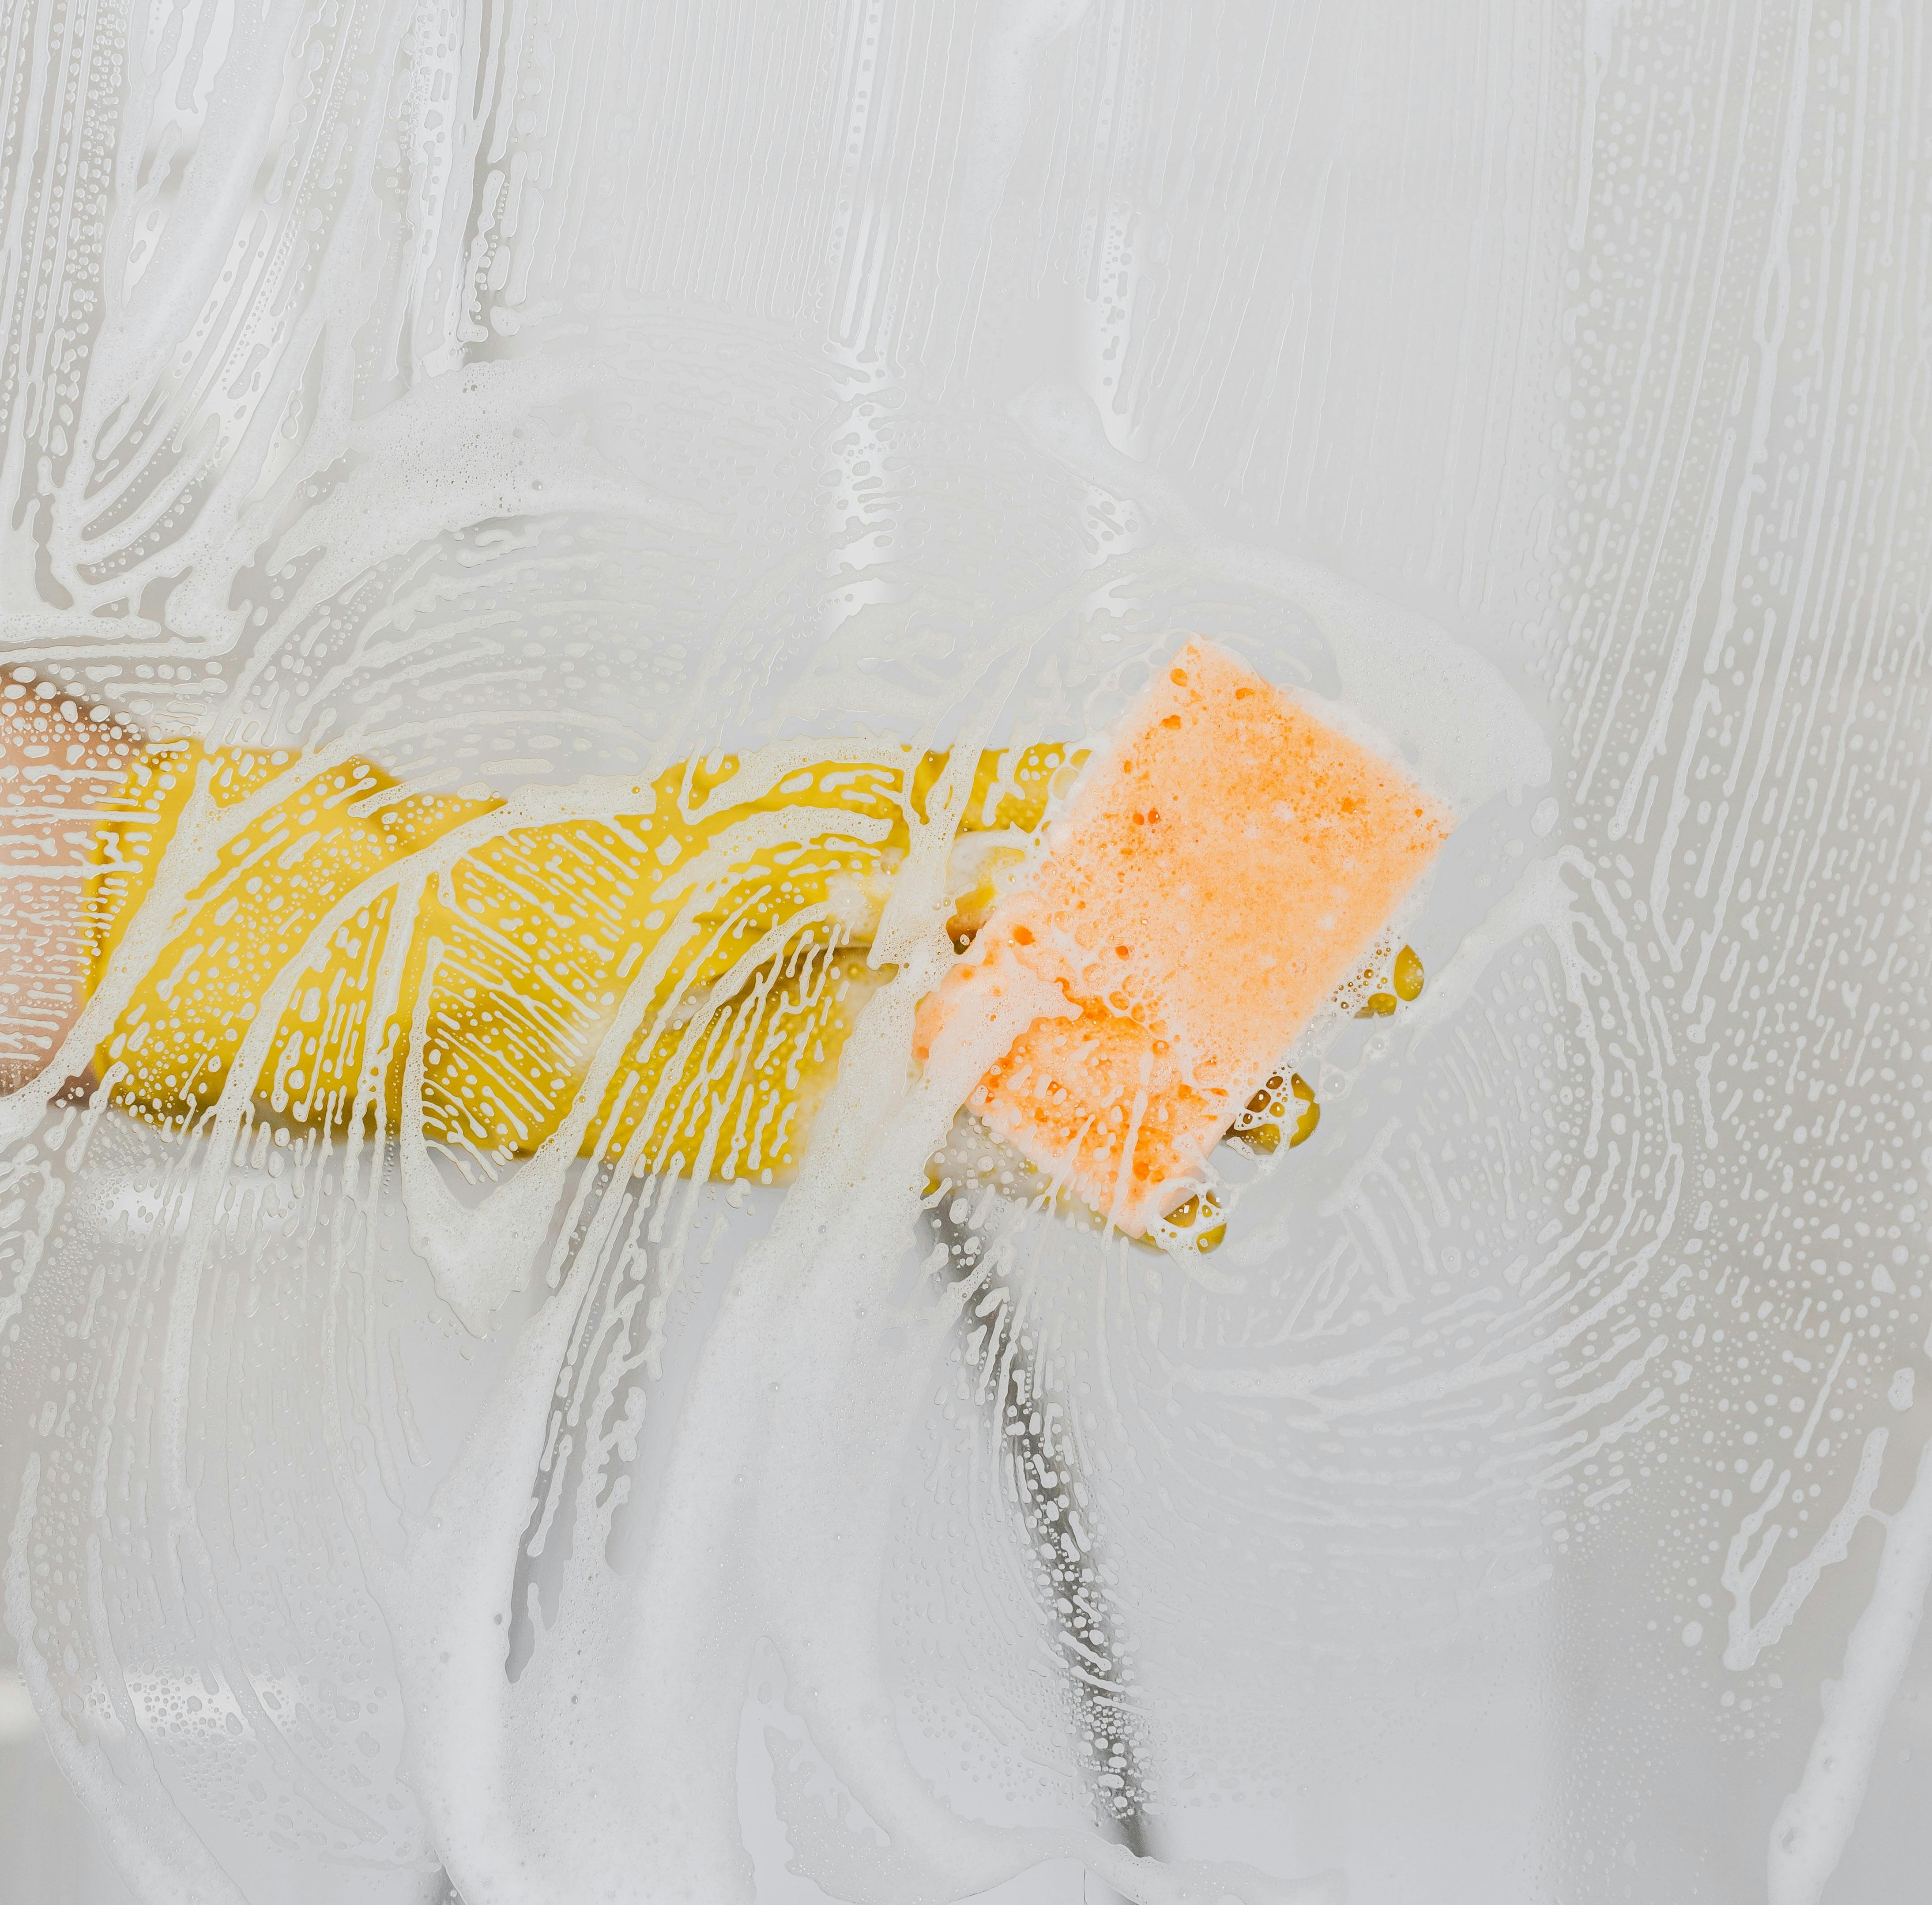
<box><xmin>0</xmin><ymin>673</ymin><xmax>140</xmax><ymax>1094</ymax></box>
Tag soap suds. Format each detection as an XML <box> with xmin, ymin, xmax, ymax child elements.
<box><xmin>2</xmin><ymin>2</ymin><xmax>1927</xmax><ymax>1900</ymax></box>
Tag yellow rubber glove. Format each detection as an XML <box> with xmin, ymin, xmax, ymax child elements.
<box><xmin>84</xmin><ymin>740</ymin><xmax>1075</xmax><ymax>1183</ymax></box>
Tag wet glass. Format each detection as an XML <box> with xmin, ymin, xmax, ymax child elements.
<box><xmin>1</xmin><ymin>4</ymin><xmax>1928</xmax><ymax>1903</ymax></box>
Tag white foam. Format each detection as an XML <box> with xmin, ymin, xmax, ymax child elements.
<box><xmin>1767</xmin><ymin>1433</ymin><xmax>1932</xmax><ymax>1905</ymax></box>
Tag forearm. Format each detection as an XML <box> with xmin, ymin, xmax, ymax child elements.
<box><xmin>0</xmin><ymin>670</ymin><xmax>144</xmax><ymax>1091</ymax></box>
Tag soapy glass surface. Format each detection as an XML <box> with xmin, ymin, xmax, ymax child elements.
<box><xmin>1</xmin><ymin>4</ymin><xmax>1929</xmax><ymax>1904</ymax></box>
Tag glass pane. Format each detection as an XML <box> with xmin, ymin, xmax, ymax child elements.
<box><xmin>2</xmin><ymin>5</ymin><xmax>1926</xmax><ymax>1903</ymax></box>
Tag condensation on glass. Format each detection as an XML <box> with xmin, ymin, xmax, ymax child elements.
<box><xmin>0</xmin><ymin>3</ymin><xmax>1927</xmax><ymax>1903</ymax></box>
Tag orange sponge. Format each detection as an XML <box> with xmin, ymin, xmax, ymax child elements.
<box><xmin>914</xmin><ymin>638</ymin><xmax>1453</xmax><ymax>1234</ymax></box>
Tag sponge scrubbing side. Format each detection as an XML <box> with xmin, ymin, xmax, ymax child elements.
<box><xmin>913</xmin><ymin>638</ymin><xmax>1454</xmax><ymax>1235</ymax></box>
